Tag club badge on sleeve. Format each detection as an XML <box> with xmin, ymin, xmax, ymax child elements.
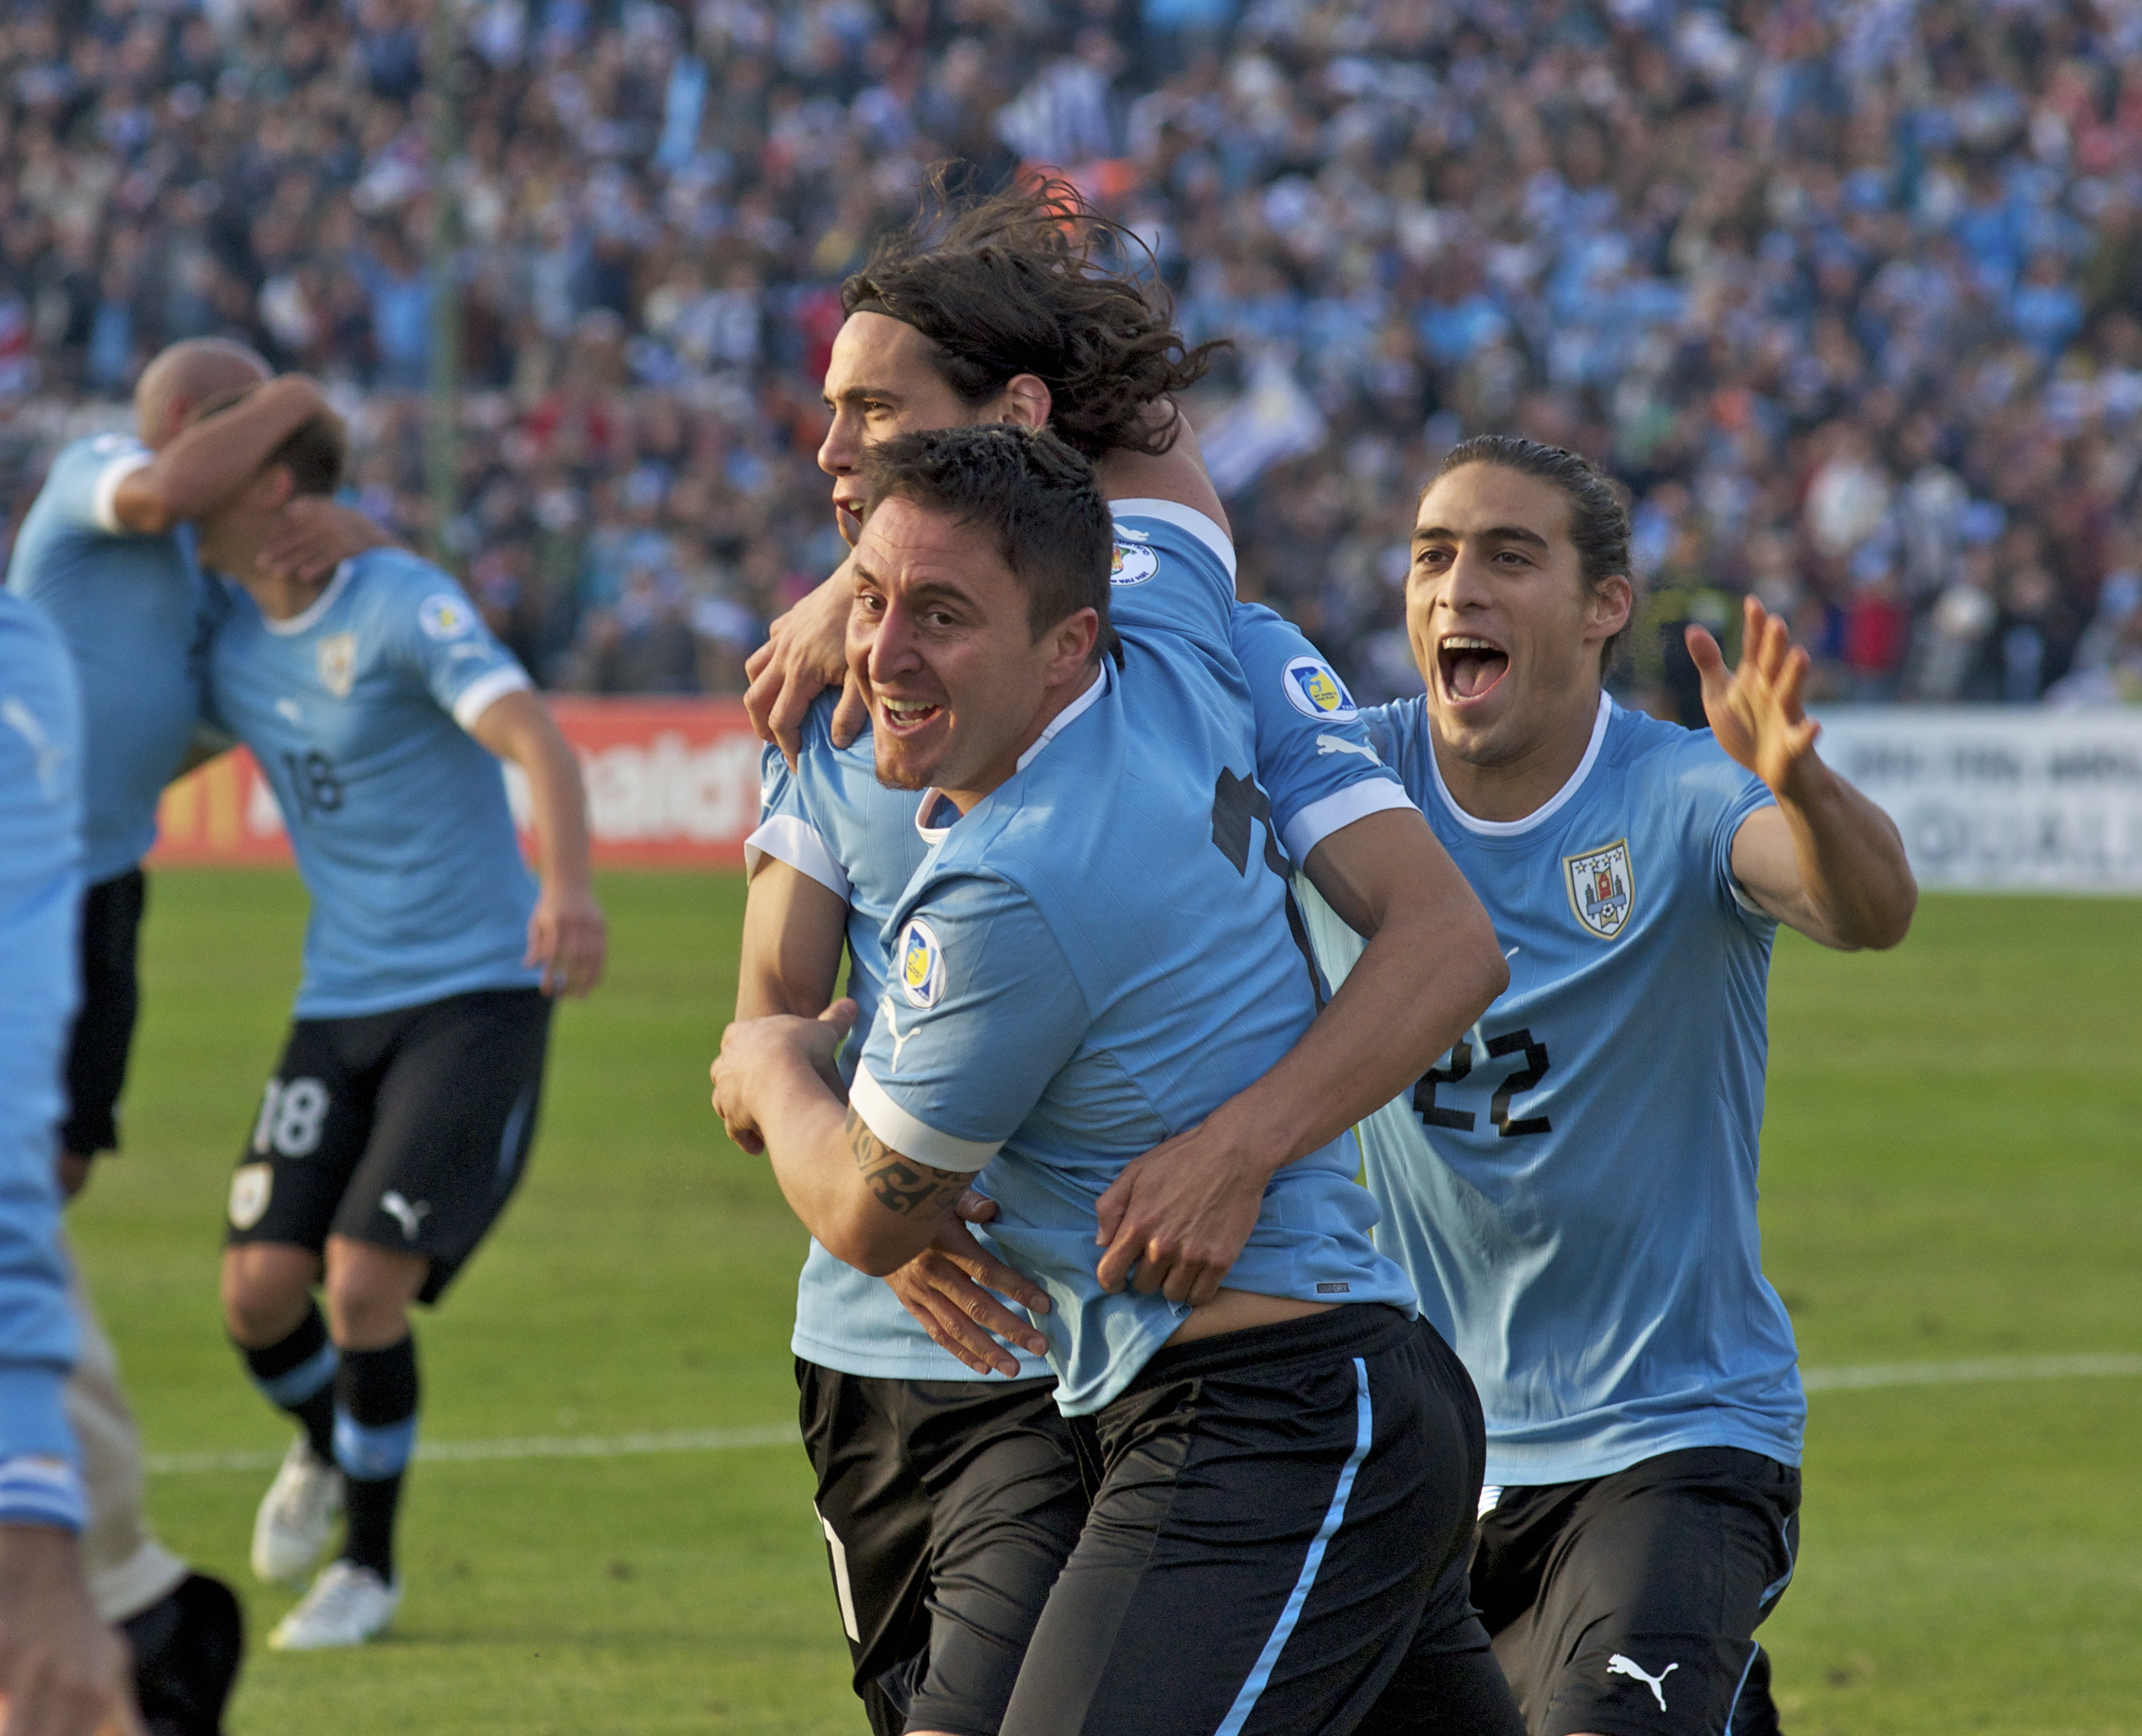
<box><xmin>897</xmin><ymin>919</ymin><xmax>947</xmax><ymax>1008</ymax></box>
<box><xmin>1110</xmin><ymin>542</ymin><xmax>1159</xmax><ymax>586</ymax></box>
<box><xmin>1563</xmin><ymin>839</ymin><xmax>1635</xmax><ymax>940</ymax></box>
<box><xmin>1281</xmin><ymin>656</ymin><xmax>1359</xmax><ymax>721</ymax></box>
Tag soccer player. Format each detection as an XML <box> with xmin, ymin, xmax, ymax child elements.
<box><xmin>1296</xmin><ymin>437</ymin><xmax>1917</xmax><ymax>1736</ymax></box>
<box><xmin>0</xmin><ymin>588</ymin><xmax>135</xmax><ymax>1735</ymax></box>
<box><xmin>738</xmin><ymin>185</ymin><xmax>1505</xmax><ymax>1735</ymax></box>
<box><xmin>8</xmin><ymin>338</ymin><xmax>378</xmax><ymax>1725</ymax></box>
<box><xmin>196</xmin><ymin>410</ymin><xmax>606</xmax><ymax>1650</ymax></box>
<box><xmin>718</xmin><ymin>427</ymin><xmax>1523</xmax><ymax>1736</ymax></box>
<box><xmin>5</xmin><ymin>339</ymin><xmax>376</xmax><ymax>1203</ymax></box>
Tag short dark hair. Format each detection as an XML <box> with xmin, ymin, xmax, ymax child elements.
<box><xmin>859</xmin><ymin>425</ymin><xmax>1119</xmax><ymax>666</ymax></box>
<box><xmin>843</xmin><ymin>166</ymin><xmax>1223</xmax><ymax>460</ymax></box>
<box><xmin>1431</xmin><ymin>435</ymin><xmax>1633</xmax><ymax>670</ymax></box>
<box><xmin>268</xmin><ymin>414</ymin><xmax>346</xmax><ymax>497</ymax></box>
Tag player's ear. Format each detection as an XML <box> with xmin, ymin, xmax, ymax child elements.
<box><xmin>997</xmin><ymin>374</ymin><xmax>1052</xmax><ymax>432</ymax></box>
<box><xmin>1586</xmin><ymin>572</ymin><xmax>1633</xmax><ymax>644</ymax></box>
<box><xmin>1043</xmin><ymin>607</ymin><xmax>1100</xmax><ymax>686</ymax></box>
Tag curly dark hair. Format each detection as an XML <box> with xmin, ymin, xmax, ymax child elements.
<box><xmin>841</xmin><ymin>165</ymin><xmax>1225</xmax><ymax>460</ymax></box>
<box><xmin>860</xmin><ymin>424</ymin><xmax>1120</xmax><ymax>667</ymax></box>
<box><xmin>1432</xmin><ymin>435</ymin><xmax>1634</xmax><ymax>671</ymax></box>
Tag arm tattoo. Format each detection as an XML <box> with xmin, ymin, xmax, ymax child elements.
<box><xmin>845</xmin><ymin>1107</ymin><xmax>969</xmax><ymax>1217</ymax></box>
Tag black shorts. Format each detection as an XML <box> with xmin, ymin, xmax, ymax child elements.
<box><xmin>798</xmin><ymin>1361</ymin><xmax>1087</xmax><ymax>1736</ymax></box>
<box><xmin>1002</xmin><ymin>1305</ymin><xmax>1523</xmax><ymax>1736</ymax></box>
<box><xmin>61</xmin><ymin>868</ymin><xmax>148</xmax><ymax>1155</ymax></box>
<box><xmin>1472</xmin><ymin>1446</ymin><xmax>1801</xmax><ymax>1736</ymax></box>
<box><xmin>223</xmin><ymin>988</ymin><xmax>552</xmax><ymax>1304</ymax></box>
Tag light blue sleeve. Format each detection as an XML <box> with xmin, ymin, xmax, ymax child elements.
<box><xmin>1105</xmin><ymin>501</ymin><xmax>1237</xmax><ymax>652</ymax></box>
<box><xmin>0</xmin><ymin>599</ymin><xmax>88</xmax><ymax>1527</ymax></box>
<box><xmin>1678</xmin><ymin>733</ymin><xmax>1780</xmax><ymax>926</ymax></box>
<box><xmin>48</xmin><ymin>434</ymin><xmax>153</xmax><ymax>537</ymax></box>
<box><xmin>378</xmin><ymin>561</ymin><xmax>532</xmax><ymax>728</ymax></box>
<box><xmin>744</xmin><ymin>733</ymin><xmax>851</xmax><ymax>900</ymax></box>
<box><xmin>1230</xmin><ymin>602</ymin><xmax>1413</xmax><ymax>865</ymax></box>
<box><xmin>848</xmin><ymin>874</ymin><xmax>1087</xmax><ymax>1172</ymax></box>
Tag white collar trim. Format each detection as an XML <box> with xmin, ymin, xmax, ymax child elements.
<box><xmin>1429</xmin><ymin>691</ymin><xmax>1613</xmax><ymax>836</ymax></box>
<box><xmin>914</xmin><ymin>662</ymin><xmax>1112</xmax><ymax>836</ymax></box>
<box><xmin>1108</xmin><ymin>499</ymin><xmax>1236</xmax><ymax>580</ymax></box>
<box><xmin>261</xmin><ymin>559</ymin><xmax>355</xmax><ymax>637</ymax></box>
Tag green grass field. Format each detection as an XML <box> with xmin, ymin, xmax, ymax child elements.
<box><xmin>66</xmin><ymin>871</ymin><xmax>2142</xmax><ymax>1733</ymax></box>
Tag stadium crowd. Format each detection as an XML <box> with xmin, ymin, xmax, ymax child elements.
<box><xmin>3</xmin><ymin>0</ymin><xmax>2141</xmax><ymax>709</ymax></box>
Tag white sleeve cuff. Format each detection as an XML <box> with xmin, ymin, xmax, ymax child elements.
<box><xmin>1107</xmin><ymin>498</ymin><xmax>1236</xmax><ymax>580</ymax></box>
<box><xmin>850</xmin><ymin>1064</ymin><xmax>1000</xmax><ymax>1173</ymax></box>
<box><xmin>745</xmin><ymin>813</ymin><xmax>851</xmax><ymax>901</ymax></box>
<box><xmin>1281</xmin><ymin>778</ymin><xmax>1416</xmax><ymax>866</ymax></box>
<box><xmin>91</xmin><ymin>452</ymin><xmax>153</xmax><ymax>534</ymax></box>
<box><xmin>452</xmin><ymin>665</ymin><xmax>534</xmax><ymax>731</ymax></box>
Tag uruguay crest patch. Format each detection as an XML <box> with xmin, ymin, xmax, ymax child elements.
<box><xmin>1563</xmin><ymin>838</ymin><xmax>1635</xmax><ymax>940</ymax></box>
<box><xmin>316</xmin><ymin>632</ymin><xmax>357</xmax><ymax>698</ymax></box>
<box><xmin>896</xmin><ymin>918</ymin><xmax>947</xmax><ymax>1008</ymax></box>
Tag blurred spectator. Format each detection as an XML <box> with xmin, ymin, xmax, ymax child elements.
<box><xmin>0</xmin><ymin>0</ymin><xmax>2139</xmax><ymax>707</ymax></box>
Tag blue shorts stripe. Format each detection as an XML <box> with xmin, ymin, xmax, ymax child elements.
<box><xmin>333</xmin><ymin>1408</ymin><xmax>419</xmax><ymax>1480</ymax></box>
<box><xmin>1214</xmin><ymin>1355</ymin><xmax>1374</xmax><ymax>1736</ymax></box>
<box><xmin>253</xmin><ymin>1341</ymin><xmax>339</xmax><ymax>1409</ymax></box>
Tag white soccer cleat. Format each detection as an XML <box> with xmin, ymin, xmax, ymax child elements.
<box><xmin>266</xmin><ymin>1560</ymin><xmax>402</xmax><ymax>1651</ymax></box>
<box><xmin>250</xmin><ymin>1438</ymin><xmax>343</xmax><ymax>1584</ymax></box>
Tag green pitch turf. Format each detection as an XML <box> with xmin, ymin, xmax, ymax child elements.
<box><xmin>66</xmin><ymin>872</ymin><xmax>2141</xmax><ymax>1733</ymax></box>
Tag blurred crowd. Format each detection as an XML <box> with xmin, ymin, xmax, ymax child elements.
<box><xmin>4</xmin><ymin>0</ymin><xmax>2142</xmax><ymax>709</ymax></box>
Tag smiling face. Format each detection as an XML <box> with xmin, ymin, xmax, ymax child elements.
<box><xmin>847</xmin><ymin>494</ymin><xmax>1097</xmax><ymax>807</ymax></box>
<box><xmin>1407</xmin><ymin>462</ymin><xmax>1631</xmax><ymax>773</ymax></box>
<box><xmin>818</xmin><ymin>313</ymin><xmax>997</xmax><ymax>545</ymax></box>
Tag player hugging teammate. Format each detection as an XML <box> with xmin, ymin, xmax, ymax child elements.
<box><xmin>721</xmin><ymin>175</ymin><xmax>1916</xmax><ymax>1736</ymax></box>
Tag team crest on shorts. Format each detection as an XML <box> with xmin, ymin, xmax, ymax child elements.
<box><xmin>316</xmin><ymin>632</ymin><xmax>357</xmax><ymax>698</ymax></box>
<box><xmin>1110</xmin><ymin>542</ymin><xmax>1159</xmax><ymax>586</ymax></box>
<box><xmin>418</xmin><ymin>592</ymin><xmax>475</xmax><ymax>640</ymax></box>
<box><xmin>1563</xmin><ymin>838</ymin><xmax>1635</xmax><ymax>940</ymax></box>
<box><xmin>896</xmin><ymin>918</ymin><xmax>947</xmax><ymax>1008</ymax></box>
<box><xmin>228</xmin><ymin>1162</ymin><xmax>273</xmax><ymax>1231</ymax></box>
<box><xmin>1281</xmin><ymin>656</ymin><xmax>1359</xmax><ymax>722</ymax></box>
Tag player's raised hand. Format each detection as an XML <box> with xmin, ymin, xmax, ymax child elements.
<box><xmin>1687</xmin><ymin>595</ymin><xmax>1823</xmax><ymax>797</ymax></box>
<box><xmin>710</xmin><ymin>1000</ymin><xmax>858</xmax><ymax>1155</ymax></box>
<box><xmin>1094</xmin><ymin>1117</ymin><xmax>1274</xmax><ymax>1307</ymax></box>
<box><xmin>744</xmin><ymin>564</ymin><xmax>859</xmax><ymax>766</ymax></box>
<box><xmin>883</xmin><ymin>1192</ymin><xmax>1053</xmax><ymax>1377</ymax></box>
<box><xmin>256</xmin><ymin>498</ymin><xmax>392</xmax><ymax>585</ymax></box>
<box><xmin>525</xmin><ymin>883</ymin><xmax>607</xmax><ymax>998</ymax></box>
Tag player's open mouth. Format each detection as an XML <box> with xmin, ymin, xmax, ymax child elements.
<box><xmin>833</xmin><ymin>494</ymin><xmax>863</xmax><ymax>544</ymax></box>
<box><xmin>878</xmin><ymin>696</ymin><xmax>943</xmax><ymax>735</ymax></box>
<box><xmin>1438</xmin><ymin>634</ymin><xmax>1510</xmax><ymax>704</ymax></box>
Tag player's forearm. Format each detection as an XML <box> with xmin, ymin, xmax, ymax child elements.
<box><xmin>515</xmin><ymin>718</ymin><xmax>596</xmax><ymax>898</ymax></box>
<box><xmin>126</xmin><ymin>377</ymin><xmax>328</xmax><ymax>529</ymax></box>
<box><xmin>754</xmin><ymin>1064</ymin><xmax>945</xmax><ymax>1274</ymax></box>
<box><xmin>1775</xmin><ymin>756</ymin><xmax>1917</xmax><ymax>950</ymax></box>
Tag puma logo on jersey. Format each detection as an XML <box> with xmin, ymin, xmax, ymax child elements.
<box><xmin>884</xmin><ymin>1005</ymin><xmax>917</xmax><ymax>1075</ymax></box>
<box><xmin>379</xmin><ymin>1191</ymin><xmax>432</xmax><ymax>1241</ymax></box>
<box><xmin>2</xmin><ymin>697</ymin><xmax>66</xmax><ymax>796</ymax></box>
<box><xmin>1606</xmin><ymin>1654</ymin><xmax>1678</xmax><ymax>1711</ymax></box>
<box><xmin>1314</xmin><ymin>733</ymin><xmax>1379</xmax><ymax>763</ymax></box>
<box><xmin>275</xmin><ymin>698</ymin><xmax>303</xmax><ymax>724</ymax></box>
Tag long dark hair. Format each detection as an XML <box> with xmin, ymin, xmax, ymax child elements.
<box><xmin>842</xmin><ymin>165</ymin><xmax>1225</xmax><ymax>460</ymax></box>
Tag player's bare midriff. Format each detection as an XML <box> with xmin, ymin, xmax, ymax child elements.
<box><xmin>1165</xmin><ymin>1289</ymin><xmax>1338</xmax><ymax>1346</ymax></box>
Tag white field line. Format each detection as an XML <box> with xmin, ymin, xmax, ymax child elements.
<box><xmin>143</xmin><ymin>1354</ymin><xmax>2142</xmax><ymax>1476</ymax></box>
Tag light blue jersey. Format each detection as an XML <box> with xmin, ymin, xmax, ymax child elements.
<box><xmin>749</xmin><ymin>504</ymin><xmax>1412</xmax><ymax>1384</ymax></box>
<box><xmin>0</xmin><ymin>592</ymin><xmax>88</xmax><ymax>1529</ymax></box>
<box><xmin>850</xmin><ymin>630</ymin><xmax>1416</xmax><ymax>1418</ymax></box>
<box><xmin>1302</xmin><ymin>693</ymin><xmax>1802</xmax><ymax>1485</ymax></box>
<box><xmin>205</xmin><ymin>548</ymin><xmax>541</xmax><ymax>1019</ymax></box>
<box><xmin>5</xmin><ymin>433</ymin><xmax>220</xmax><ymax>883</ymax></box>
